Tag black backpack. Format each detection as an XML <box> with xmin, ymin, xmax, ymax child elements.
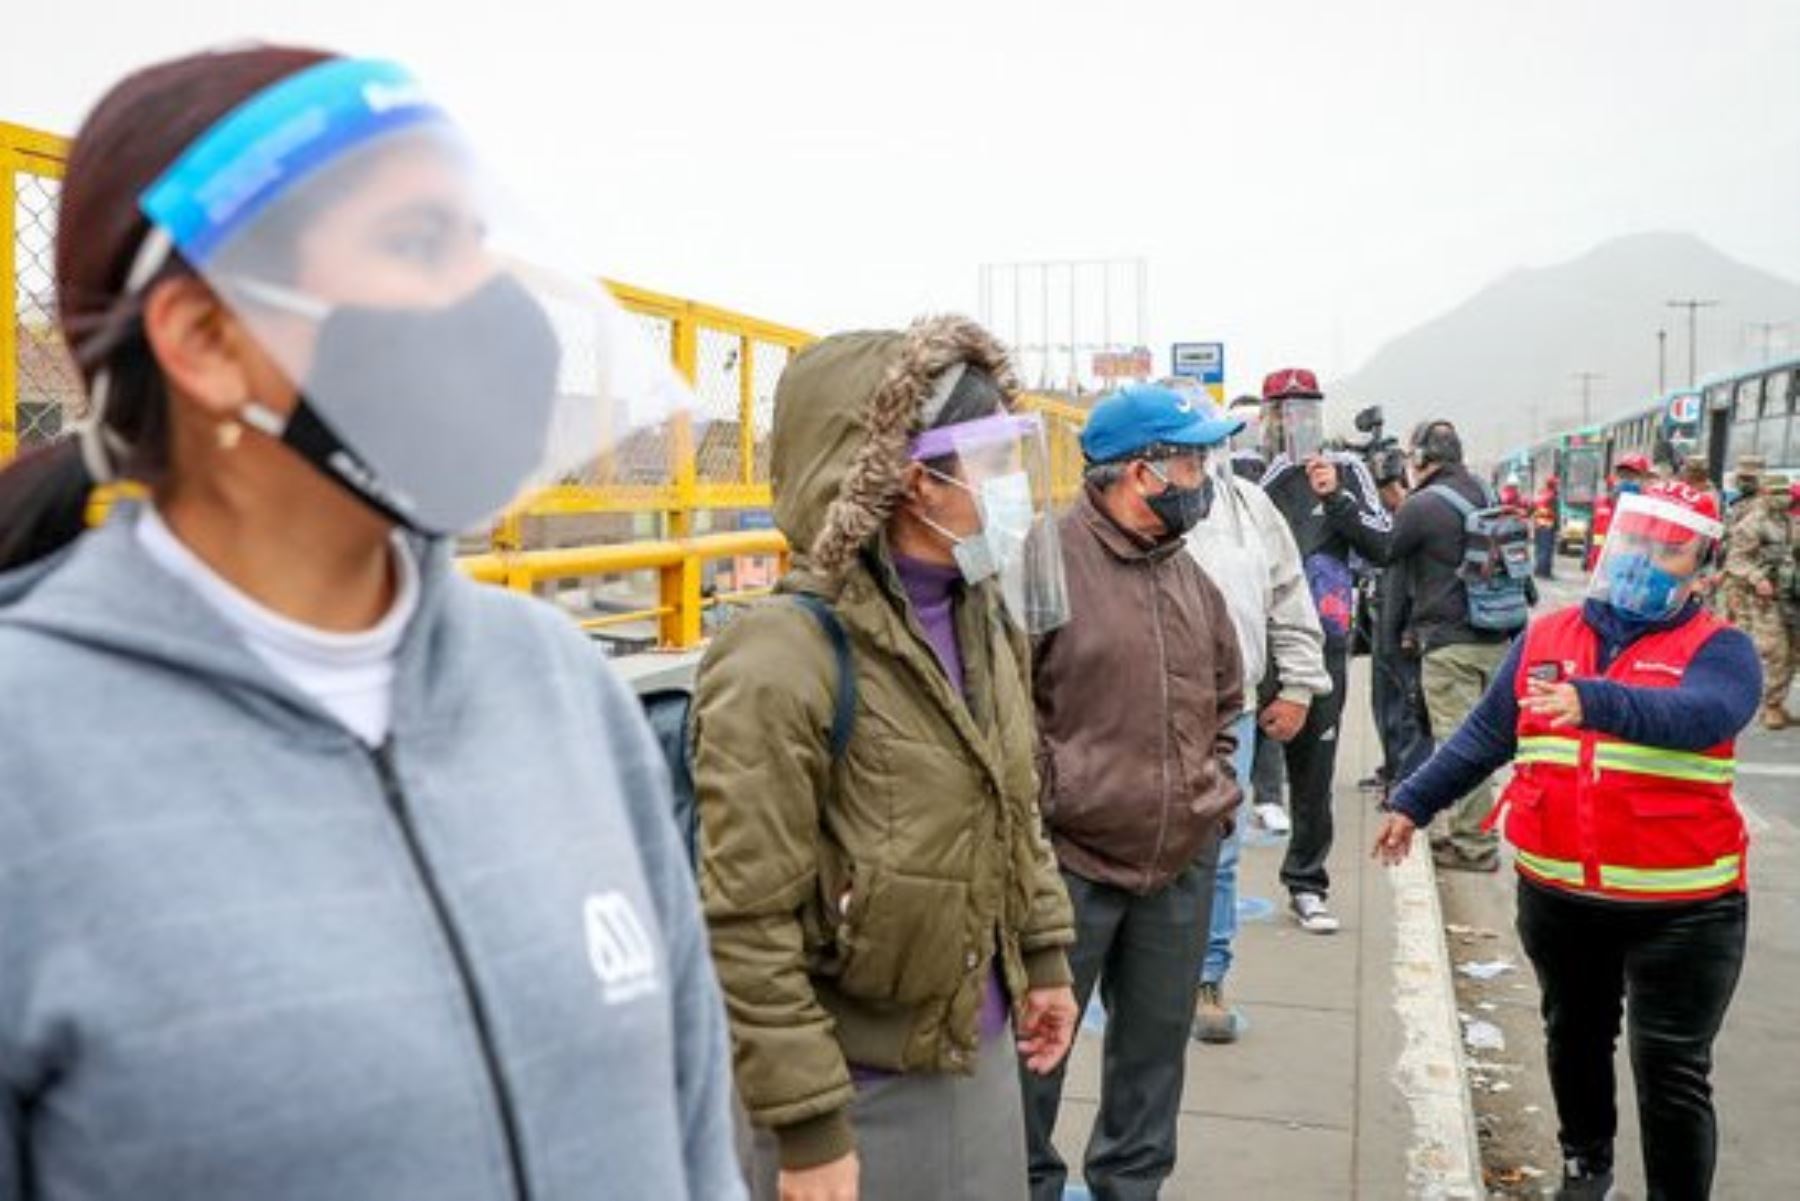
<box><xmin>639</xmin><ymin>593</ymin><xmax>857</xmax><ymax>866</ymax></box>
<box><xmin>1425</xmin><ymin>480</ymin><xmax>1533</xmax><ymax>634</ymax></box>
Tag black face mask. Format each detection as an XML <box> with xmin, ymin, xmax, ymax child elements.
<box><xmin>1145</xmin><ymin>473</ymin><xmax>1214</xmax><ymax>537</ymax></box>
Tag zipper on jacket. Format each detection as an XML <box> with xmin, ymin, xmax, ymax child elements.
<box><xmin>369</xmin><ymin>742</ymin><xmax>532</xmax><ymax>1201</ymax></box>
<box><xmin>1145</xmin><ymin>557</ymin><xmax>1175</xmax><ymax>888</ymax></box>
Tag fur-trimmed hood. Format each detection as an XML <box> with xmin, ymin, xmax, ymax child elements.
<box><xmin>770</xmin><ymin>315</ymin><xmax>1021</xmax><ymax>580</ymax></box>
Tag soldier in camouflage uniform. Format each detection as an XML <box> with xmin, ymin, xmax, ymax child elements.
<box><xmin>1721</xmin><ymin>465</ymin><xmax>1793</xmax><ymax>727</ymax></box>
<box><xmin>1719</xmin><ymin>457</ymin><xmax>1766</xmax><ymax>626</ymax></box>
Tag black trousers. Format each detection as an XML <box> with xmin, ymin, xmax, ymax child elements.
<box><xmin>1279</xmin><ymin>641</ymin><xmax>1348</xmax><ymax>899</ymax></box>
<box><xmin>1372</xmin><ymin>647</ymin><xmax>1433</xmax><ymax>785</ymax></box>
<box><xmin>1022</xmin><ymin>860</ymin><xmax>1214</xmax><ymax>1201</ymax></box>
<box><xmin>1515</xmin><ymin>878</ymin><xmax>1748</xmax><ymax>1200</ymax></box>
<box><xmin>1534</xmin><ymin>526</ymin><xmax>1557</xmax><ymax>579</ymax></box>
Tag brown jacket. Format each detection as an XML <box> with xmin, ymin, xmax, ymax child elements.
<box><xmin>1034</xmin><ymin>486</ymin><xmax>1245</xmax><ymax>893</ymax></box>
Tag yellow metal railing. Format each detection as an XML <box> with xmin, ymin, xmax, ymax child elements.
<box><xmin>1</xmin><ymin>121</ymin><xmax>77</xmax><ymax>461</ymax></box>
<box><xmin>4</xmin><ymin>118</ymin><xmax>1089</xmax><ymax>649</ymax></box>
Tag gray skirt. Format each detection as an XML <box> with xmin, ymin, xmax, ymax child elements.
<box><xmin>746</xmin><ymin>1029</ymin><xmax>1029</xmax><ymax>1201</ymax></box>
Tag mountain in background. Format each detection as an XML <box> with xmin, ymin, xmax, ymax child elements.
<box><xmin>1331</xmin><ymin>232</ymin><xmax>1800</xmax><ymax>462</ymax></box>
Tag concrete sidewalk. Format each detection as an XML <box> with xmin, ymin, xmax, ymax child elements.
<box><xmin>1049</xmin><ymin>663</ymin><xmax>1483</xmax><ymax>1199</ymax></box>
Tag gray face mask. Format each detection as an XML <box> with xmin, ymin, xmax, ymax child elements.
<box><xmin>232</xmin><ymin>274</ymin><xmax>562</xmax><ymax>535</ymax></box>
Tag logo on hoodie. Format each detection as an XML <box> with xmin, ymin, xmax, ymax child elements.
<box><xmin>584</xmin><ymin>893</ymin><xmax>660</xmax><ymax>1005</ymax></box>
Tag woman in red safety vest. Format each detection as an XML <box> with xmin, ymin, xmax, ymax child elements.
<box><xmin>1372</xmin><ymin>479</ymin><xmax>1760</xmax><ymax>1201</ymax></box>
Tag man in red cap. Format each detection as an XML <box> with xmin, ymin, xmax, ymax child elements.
<box><xmin>1252</xmin><ymin>367</ymin><xmax>1391</xmax><ymax>933</ymax></box>
<box><xmin>1584</xmin><ymin>453</ymin><xmax>1654</xmax><ymax>572</ymax></box>
<box><xmin>1374</xmin><ymin>479</ymin><xmax>1760</xmax><ymax>1201</ymax></box>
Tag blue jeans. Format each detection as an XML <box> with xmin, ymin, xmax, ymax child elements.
<box><xmin>1203</xmin><ymin>711</ymin><xmax>1258</xmax><ymax>986</ymax></box>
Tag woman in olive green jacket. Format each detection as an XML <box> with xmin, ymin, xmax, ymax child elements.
<box><xmin>692</xmin><ymin>316</ymin><xmax>1077</xmax><ymax>1201</ymax></box>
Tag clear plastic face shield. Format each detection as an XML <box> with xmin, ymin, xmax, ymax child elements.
<box><xmin>1279</xmin><ymin>396</ymin><xmax>1325</xmax><ymax>462</ymax></box>
<box><xmin>103</xmin><ymin>58</ymin><xmax>685</xmax><ymax>536</ymax></box>
<box><xmin>1587</xmin><ymin>493</ymin><xmax>1722</xmax><ymax>621</ymax></box>
<box><xmin>911</xmin><ymin>411</ymin><xmax>1070</xmax><ymax>634</ymax></box>
<box><xmin>1226</xmin><ymin>405</ymin><xmax>1261</xmax><ymax>454</ymax></box>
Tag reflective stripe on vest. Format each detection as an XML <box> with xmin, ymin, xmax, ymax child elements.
<box><xmin>1515</xmin><ymin>849</ymin><xmax>1584</xmax><ymax>887</ymax></box>
<box><xmin>1515</xmin><ymin>733</ymin><xmax>1735</xmax><ymax>784</ymax></box>
<box><xmin>1593</xmin><ymin>743</ymin><xmax>1736</xmax><ymax>784</ymax></box>
<box><xmin>1516</xmin><ymin>735</ymin><xmax>1580</xmax><ymax>768</ymax></box>
<box><xmin>1599</xmin><ymin>855</ymin><xmax>1743</xmax><ymax>894</ymax></box>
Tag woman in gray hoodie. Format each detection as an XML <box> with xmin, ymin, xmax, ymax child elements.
<box><xmin>0</xmin><ymin>45</ymin><xmax>741</xmax><ymax>1201</ymax></box>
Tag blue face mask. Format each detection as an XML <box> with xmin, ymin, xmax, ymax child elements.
<box><xmin>1617</xmin><ymin>480</ymin><xmax>1642</xmax><ymax>496</ymax></box>
<box><xmin>1606</xmin><ymin>550</ymin><xmax>1686</xmax><ymax>619</ymax></box>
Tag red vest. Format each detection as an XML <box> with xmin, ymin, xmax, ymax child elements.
<box><xmin>1585</xmin><ymin>495</ymin><xmax>1615</xmax><ymax>571</ymax></box>
<box><xmin>1493</xmin><ymin>606</ymin><xmax>1748</xmax><ymax>902</ymax></box>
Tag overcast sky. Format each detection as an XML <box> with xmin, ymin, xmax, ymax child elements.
<box><xmin>5</xmin><ymin>0</ymin><xmax>1797</xmax><ymax>398</ymax></box>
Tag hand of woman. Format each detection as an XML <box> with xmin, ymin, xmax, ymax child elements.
<box><xmin>1521</xmin><ymin>677</ymin><xmax>1584</xmax><ymax>729</ymax></box>
<box><xmin>1017</xmin><ymin>985</ymin><xmax>1079</xmax><ymax>1075</ymax></box>
<box><xmin>1371</xmin><ymin>811</ymin><xmax>1416</xmax><ymax>866</ymax></box>
<box><xmin>779</xmin><ymin>1152</ymin><xmax>859</xmax><ymax>1201</ymax></box>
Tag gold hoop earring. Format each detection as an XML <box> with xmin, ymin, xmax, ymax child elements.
<box><xmin>216</xmin><ymin>420</ymin><xmax>243</xmax><ymax>451</ymax></box>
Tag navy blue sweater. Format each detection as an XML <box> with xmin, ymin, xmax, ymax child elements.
<box><xmin>1391</xmin><ymin>600</ymin><xmax>1762</xmax><ymax>828</ymax></box>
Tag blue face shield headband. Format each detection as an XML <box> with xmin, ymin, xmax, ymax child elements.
<box><xmin>78</xmin><ymin>57</ymin><xmax>682</xmax><ymax>536</ymax></box>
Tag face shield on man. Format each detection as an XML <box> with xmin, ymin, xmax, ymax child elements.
<box><xmin>910</xmin><ymin>411</ymin><xmax>1070</xmax><ymax>633</ymax></box>
<box><xmin>1278</xmin><ymin>396</ymin><xmax>1325</xmax><ymax>462</ymax></box>
<box><xmin>103</xmin><ymin>57</ymin><xmax>684</xmax><ymax>536</ymax></box>
<box><xmin>1587</xmin><ymin>490</ymin><xmax>1723</xmax><ymax>621</ymax></box>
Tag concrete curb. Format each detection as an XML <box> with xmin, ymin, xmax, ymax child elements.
<box><xmin>1387</xmin><ymin>847</ymin><xmax>1488</xmax><ymax>1199</ymax></box>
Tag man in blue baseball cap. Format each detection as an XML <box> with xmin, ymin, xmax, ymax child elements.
<box><xmin>1023</xmin><ymin>384</ymin><xmax>1248</xmax><ymax>1200</ymax></box>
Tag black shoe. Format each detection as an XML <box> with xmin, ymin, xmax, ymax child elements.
<box><xmin>1554</xmin><ymin>1157</ymin><xmax>1614</xmax><ymax>1200</ymax></box>
<box><xmin>1431</xmin><ymin>844</ymin><xmax>1500</xmax><ymax>874</ymax></box>
<box><xmin>1356</xmin><ymin>769</ymin><xmax>1390</xmax><ymax>792</ymax></box>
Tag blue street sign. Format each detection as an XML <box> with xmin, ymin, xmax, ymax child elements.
<box><xmin>1171</xmin><ymin>341</ymin><xmax>1225</xmax><ymax>386</ymax></box>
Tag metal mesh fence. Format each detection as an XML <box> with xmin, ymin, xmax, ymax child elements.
<box><xmin>10</xmin><ymin>160</ymin><xmax>82</xmax><ymax>451</ymax></box>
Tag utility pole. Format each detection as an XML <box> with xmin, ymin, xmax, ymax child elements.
<box><xmin>1656</xmin><ymin>328</ymin><xmax>1667</xmax><ymax>394</ymax></box>
<box><xmin>1666</xmin><ymin>298</ymin><xmax>1719</xmax><ymax>387</ymax></box>
<box><xmin>1572</xmin><ymin>372</ymin><xmax>1604</xmax><ymax>426</ymax></box>
<box><xmin>1747</xmin><ymin>320</ymin><xmax>1782</xmax><ymax>364</ymax></box>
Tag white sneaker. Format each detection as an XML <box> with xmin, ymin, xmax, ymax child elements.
<box><xmin>1290</xmin><ymin>892</ymin><xmax>1339</xmax><ymax>934</ymax></box>
<box><xmin>1254</xmin><ymin>802</ymin><xmax>1292</xmax><ymax>835</ymax></box>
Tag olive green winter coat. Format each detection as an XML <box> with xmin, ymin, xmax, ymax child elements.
<box><xmin>691</xmin><ymin>318</ymin><xmax>1075</xmax><ymax>1170</ymax></box>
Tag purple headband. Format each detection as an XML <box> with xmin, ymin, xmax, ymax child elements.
<box><xmin>909</xmin><ymin>412</ymin><xmax>1042</xmax><ymax>462</ymax></box>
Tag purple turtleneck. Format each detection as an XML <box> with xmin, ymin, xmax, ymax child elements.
<box><xmin>892</xmin><ymin>552</ymin><xmax>965</xmax><ymax>695</ymax></box>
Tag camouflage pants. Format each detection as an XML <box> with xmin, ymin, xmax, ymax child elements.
<box><xmin>1728</xmin><ymin>588</ymin><xmax>1793</xmax><ymax>708</ymax></box>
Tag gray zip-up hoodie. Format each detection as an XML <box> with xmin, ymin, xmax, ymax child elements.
<box><xmin>0</xmin><ymin>510</ymin><xmax>744</xmax><ymax>1201</ymax></box>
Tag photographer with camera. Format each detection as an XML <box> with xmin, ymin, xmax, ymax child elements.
<box><xmin>1360</xmin><ymin>429</ymin><xmax>1435</xmax><ymax>800</ymax></box>
<box><xmin>1387</xmin><ymin>419</ymin><xmax>1535</xmax><ymax>872</ymax></box>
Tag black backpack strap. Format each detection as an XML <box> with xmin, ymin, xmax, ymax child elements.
<box><xmin>790</xmin><ymin>593</ymin><xmax>857</xmax><ymax>761</ymax></box>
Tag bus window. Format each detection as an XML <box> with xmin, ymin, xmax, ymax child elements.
<box><xmin>1565</xmin><ymin>448</ymin><xmax>1602</xmax><ymax>504</ymax></box>
<box><xmin>1770</xmin><ymin>369</ymin><xmax>1794</xmax><ymax>416</ymax></box>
